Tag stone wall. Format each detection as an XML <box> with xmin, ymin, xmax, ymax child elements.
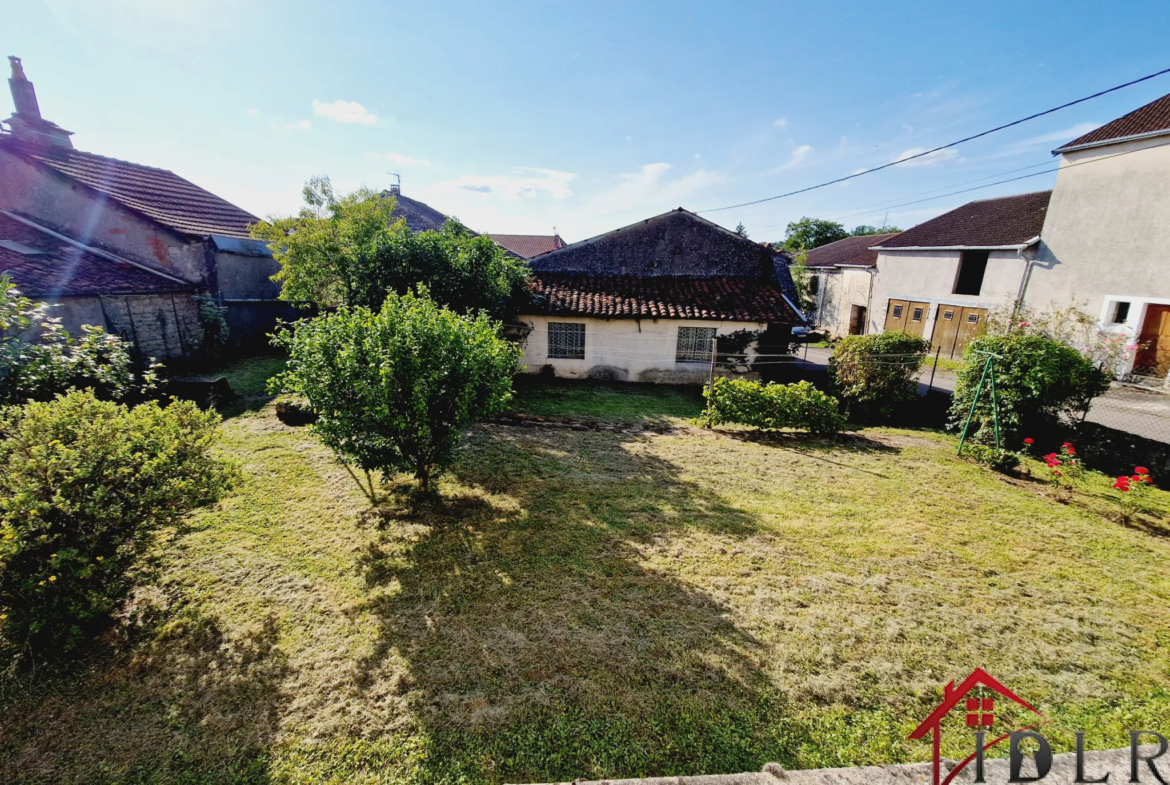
<box><xmin>97</xmin><ymin>293</ymin><xmax>204</xmax><ymax>360</ymax></box>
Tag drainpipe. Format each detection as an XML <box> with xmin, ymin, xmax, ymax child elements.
<box><xmin>1013</xmin><ymin>236</ymin><xmax>1041</xmax><ymax>319</ymax></box>
<box><xmin>864</xmin><ymin>267</ymin><xmax>876</xmax><ymax>334</ymax></box>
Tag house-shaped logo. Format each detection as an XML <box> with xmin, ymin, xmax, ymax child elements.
<box><xmin>908</xmin><ymin>667</ymin><xmax>1045</xmax><ymax>785</ymax></box>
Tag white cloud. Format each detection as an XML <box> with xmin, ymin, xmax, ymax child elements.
<box><xmin>893</xmin><ymin>147</ymin><xmax>959</xmax><ymax>167</ymax></box>
<box><xmin>432</xmin><ymin>168</ymin><xmax>576</xmax><ymax>199</ymax></box>
<box><xmin>773</xmin><ymin>117</ymin><xmax>789</xmax><ymax>128</ymax></box>
<box><xmin>378</xmin><ymin>152</ymin><xmax>431</xmax><ymax>166</ymax></box>
<box><xmin>312</xmin><ymin>99</ymin><xmax>377</xmax><ymax>125</ymax></box>
<box><xmin>272</xmin><ymin>119</ymin><xmax>311</xmax><ymax>131</ymax></box>
<box><xmin>245</xmin><ymin>108</ymin><xmax>259</xmax><ymax>117</ymax></box>
<box><xmin>694</xmin><ymin>153</ymin><xmax>701</xmax><ymax>159</ymax></box>
<box><xmin>776</xmin><ymin>144</ymin><xmax>813</xmax><ymax>171</ymax></box>
<box><xmin>584</xmin><ymin>162</ymin><xmax>723</xmax><ymax>217</ymax></box>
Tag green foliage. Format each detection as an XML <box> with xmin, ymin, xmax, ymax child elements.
<box><xmin>701</xmin><ymin>377</ymin><xmax>843</xmax><ymax>433</ymax></box>
<box><xmin>959</xmin><ymin>443</ymin><xmax>1021</xmax><ymax>473</ymax></box>
<box><xmin>194</xmin><ymin>295</ymin><xmax>230</xmax><ymax>361</ymax></box>
<box><xmin>781</xmin><ymin>217</ymin><xmax>849</xmax><ymax>253</ymax></box>
<box><xmin>251</xmin><ymin>176</ymin><xmax>530</xmax><ymax>317</ymax></box>
<box><xmin>0</xmin><ymin>277</ymin><xmax>155</xmax><ymax>406</ymax></box>
<box><xmin>271</xmin><ymin>289</ymin><xmax>522</xmax><ymax>492</ymax></box>
<box><xmin>734</xmin><ymin>222</ymin><xmax>749</xmax><ymax>238</ymax></box>
<box><xmin>717</xmin><ymin>329</ymin><xmax>761</xmax><ymax>371</ymax></box>
<box><xmin>786</xmin><ymin>248</ymin><xmax>814</xmax><ymax>314</ymax></box>
<box><xmin>828</xmin><ymin>332</ymin><xmax>931</xmax><ymax>423</ymax></box>
<box><xmin>0</xmin><ymin>390</ymin><xmax>235</xmax><ymax>657</ymax></box>
<box><xmin>949</xmin><ymin>333</ymin><xmax>1110</xmax><ymax>443</ymax></box>
<box><xmin>850</xmin><ymin>224</ymin><xmax>901</xmax><ymax>236</ymax></box>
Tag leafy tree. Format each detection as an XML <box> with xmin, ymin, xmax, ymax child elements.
<box><xmin>787</xmin><ymin>248</ymin><xmax>815</xmax><ymax>314</ymax></box>
<box><xmin>252</xmin><ymin>177</ymin><xmax>530</xmax><ymax>318</ymax></box>
<box><xmin>271</xmin><ymin>289</ymin><xmax>522</xmax><ymax>494</ymax></box>
<box><xmin>0</xmin><ymin>390</ymin><xmax>236</xmax><ymax>657</ymax></box>
<box><xmin>734</xmin><ymin>222</ymin><xmax>749</xmax><ymax>238</ymax></box>
<box><xmin>781</xmin><ymin>217</ymin><xmax>849</xmax><ymax>253</ymax></box>
<box><xmin>829</xmin><ymin>332</ymin><xmax>931</xmax><ymax>423</ymax></box>
<box><xmin>851</xmin><ymin>224</ymin><xmax>901</xmax><ymax>236</ymax></box>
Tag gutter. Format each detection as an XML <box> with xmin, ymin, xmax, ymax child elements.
<box><xmin>869</xmin><ymin>244</ymin><xmax>1031</xmax><ymax>252</ymax></box>
<box><xmin>1054</xmin><ymin>127</ymin><xmax>1170</xmax><ymax>155</ymax></box>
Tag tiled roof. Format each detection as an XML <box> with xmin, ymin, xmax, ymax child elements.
<box><xmin>386</xmin><ymin>192</ymin><xmax>451</xmax><ymax>233</ymax></box>
<box><xmin>1056</xmin><ymin>92</ymin><xmax>1170</xmax><ymax>152</ymax></box>
<box><xmin>874</xmin><ymin>191</ymin><xmax>1050</xmax><ymax>249</ymax></box>
<box><xmin>528</xmin><ymin>273</ymin><xmax>802</xmax><ymax>323</ymax></box>
<box><xmin>804</xmin><ymin>233</ymin><xmax>898</xmax><ymax>268</ymax></box>
<box><xmin>488</xmin><ymin>234</ymin><xmax>566</xmax><ymax>259</ymax></box>
<box><xmin>0</xmin><ymin>137</ymin><xmax>259</xmax><ymax>238</ymax></box>
<box><xmin>0</xmin><ymin>213</ymin><xmax>194</xmax><ymax>296</ymax></box>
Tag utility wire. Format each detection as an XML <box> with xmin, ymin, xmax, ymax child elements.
<box><xmin>698</xmin><ymin>66</ymin><xmax>1170</xmax><ymax>214</ymax></box>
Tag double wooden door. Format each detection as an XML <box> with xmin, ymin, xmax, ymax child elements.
<box><xmin>883</xmin><ymin>299</ymin><xmax>930</xmax><ymax>338</ymax></box>
<box><xmin>931</xmin><ymin>305</ymin><xmax>987</xmax><ymax>359</ymax></box>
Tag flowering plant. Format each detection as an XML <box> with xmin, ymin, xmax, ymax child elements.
<box><xmin>1113</xmin><ymin>467</ymin><xmax>1154</xmax><ymax>522</ymax></box>
<box><xmin>1043</xmin><ymin>442</ymin><xmax>1084</xmax><ymax>490</ymax></box>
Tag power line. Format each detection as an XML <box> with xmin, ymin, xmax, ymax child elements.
<box><xmin>698</xmin><ymin>66</ymin><xmax>1170</xmax><ymax>214</ymax></box>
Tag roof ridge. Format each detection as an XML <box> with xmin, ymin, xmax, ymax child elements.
<box><xmin>1</xmin><ymin>136</ymin><xmax>177</xmax><ymax>175</ymax></box>
<box><xmin>963</xmin><ymin>189</ymin><xmax>1052</xmax><ymax>204</ymax></box>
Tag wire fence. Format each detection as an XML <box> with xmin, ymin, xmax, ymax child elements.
<box><xmin>1072</xmin><ymin>384</ymin><xmax>1170</xmax><ymax>445</ymax></box>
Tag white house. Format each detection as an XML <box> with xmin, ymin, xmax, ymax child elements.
<box><xmin>518</xmin><ymin>209</ymin><xmax>804</xmax><ymax>383</ymax></box>
<box><xmin>803</xmin><ymin>233</ymin><xmax>896</xmax><ymax>338</ymax></box>
<box><xmin>867</xmin><ymin>191</ymin><xmax>1050</xmax><ymax>359</ymax></box>
<box><xmin>1026</xmin><ymin>91</ymin><xmax>1170</xmax><ymax>378</ymax></box>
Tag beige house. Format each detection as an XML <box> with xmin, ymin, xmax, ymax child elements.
<box><xmin>1026</xmin><ymin>91</ymin><xmax>1170</xmax><ymax>377</ymax></box>
<box><xmin>867</xmin><ymin>191</ymin><xmax>1050</xmax><ymax>358</ymax></box>
<box><xmin>520</xmin><ymin>209</ymin><xmax>804</xmax><ymax>383</ymax></box>
<box><xmin>803</xmin><ymin>233</ymin><xmax>895</xmax><ymax>337</ymax></box>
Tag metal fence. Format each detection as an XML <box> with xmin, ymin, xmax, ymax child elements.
<box><xmin>1074</xmin><ymin>383</ymin><xmax>1170</xmax><ymax>445</ymax></box>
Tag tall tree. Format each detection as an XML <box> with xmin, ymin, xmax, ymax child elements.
<box><xmin>851</xmin><ymin>224</ymin><xmax>902</xmax><ymax>236</ymax></box>
<box><xmin>781</xmin><ymin>217</ymin><xmax>849</xmax><ymax>253</ymax></box>
<box><xmin>734</xmin><ymin>222</ymin><xmax>749</xmax><ymax>238</ymax></box>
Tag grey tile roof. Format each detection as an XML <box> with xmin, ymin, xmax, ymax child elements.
<box><xmin>873</xmin><ymin>192</ymin><xmax>1050</xmax><ymax>249</ymax></box>
<box><xmin>803</xmin><ymin>233</ymin><xmax>898</xmax><ymax>268</ymax></box>
<box><xmin>1056</xmin><ymin>92</ymin><xmax>1170</xmax><ymax>151</ymax></box>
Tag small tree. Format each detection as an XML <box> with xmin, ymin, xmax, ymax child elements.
<box><xmin>949</xmin><ymin>333</ymin><xmax>1109</xmax><ymax>443</ymax></box>
<box><xmin>787</xmin><ymin>247</ymin><xmax>815</xmax><ymax>314</ymax></box>
<box><xmin>851</xmin><ymin>224</ymin><xmax>901</xmax><ymax>236</ymax></box>
<box><xmin>781</xmin><ymin>217</ymin><xmax>849</xmax><ymax>253</ymax></box>
<box><xmin>828</xmin><ymin>332</ymin><xmax>931</xmax><ymax>423</ymax></box>
<box><xmin>271</xmin><ymin>290</ymin><xmax>522</xmax><ymax>494</ymax></box>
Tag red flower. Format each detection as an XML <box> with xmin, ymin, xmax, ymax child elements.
<box><xmin>1135</xmin><ymin>467</ymin><xmax>1150</xmax><ymax>475</ymax></box>
<box><xmin>1024</xmin><ymin>438</ymin><xmax>1035</xmax><ymax>445</ymax></box>
<box><xmin>1113</xmin><ymin>477</ymin><xmax>1131</xmax><ymax>491</ymax></box>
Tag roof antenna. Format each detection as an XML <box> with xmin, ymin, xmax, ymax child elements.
<box><xmin>881</xmin><ymin>210</ymin><xmax>889</xmax><ymax>230</ymax></box>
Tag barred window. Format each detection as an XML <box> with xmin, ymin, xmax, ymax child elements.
<box><xmin>547</xmin><ymin>322</ymin><xmax>585</xmax><ymax>359</ymax></box>
<box><xmin>676</xmin><ymin>326</ymin><xmax>716</xmax><ymax>363</ymax></box>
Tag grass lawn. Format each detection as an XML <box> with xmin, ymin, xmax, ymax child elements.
<box><xmin>3</xmin><ymin>359</ymin><xmax>1170</xmax><ymax>784</ymax></box>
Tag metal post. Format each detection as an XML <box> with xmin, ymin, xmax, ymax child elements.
<box><xmin>707</xmin><ymin>336</ymin><xmax>717</xmax><ymax>420</ymax></box>
<box><xmin>803</xmin><ymin>338</ymin><xmax>809</xmax><ymax>369</ymax></box>
<box><xmin>989</xmin><ymin>359</ymin><xmax>1001</xmax><ymax>449</ymax></box>
<box><xmin>926</xmin><ymin>346</ymin><xmax>941</xmax><ymax>395</ymax></box>
<box><xmin>957</xmin><ymin>356</ymin><xmax>991</xmax><ymax>454</ymax></box>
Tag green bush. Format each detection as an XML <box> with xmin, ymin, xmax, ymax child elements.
<box><xmin>959</xmin><ymin>444</ymin><xmax>1021</xmax><ymax>473</ymax></box>
<box><xmin>271</xmin><ymin>288</ymin><xmax>522</xmax><ymax>493</ymax></box>
<box><xmin>0</xmin><ymin>391</ymin><xmax>236</xmax><ymax>657</ymax></box>
<box><xmin>828</xmin><ymin>332</ymin><xmax>931</xmax><ymax>423</ymax></box>
<box><xmin>949</xmin><ymin>333</ymin><xmax>1109</xmax><ymax>443</ymax></box>
<box><xmin>701</xmin><ymin>377</ymin><xmax>843</xmax><ymax>433</ymax></box>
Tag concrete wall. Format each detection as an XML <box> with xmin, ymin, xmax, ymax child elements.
<box><xmin>215</xmin><ymin>249</ymin><xmax>282</xmax><ymax>301</ymax></box>
<box><xmin>0</xmin><ymin>148</ymin><xmax>211</xmax><ymax>287</ymax></box>
<box><xmin>868</xmin><ymin>249</ymin><xmax>1026</xmax><ymax>337</ymax></box>
<box><xmin>1028</xmin><ymin>134</ymin><xmax>1170</xmax><ymax>330</ymax></box>
<box><xmin>517</xmin><ymin>315</ymin><xmax>768</xmax><ymax>383</ymax></box>
<box><xmin>810</xmin><ymin>267</ymin><xmax>872</xmax><ymax>338</ymax></box>
<box><xmin>35</xmin><ymin>293</ymin><xmax>203</xmax><ymax>360</ymax></box>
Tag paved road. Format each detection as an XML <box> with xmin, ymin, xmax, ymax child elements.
<box><xmin>789</xmin><ymin>345</ymin><xmax>1170</xmax><ymax>442</ymax></box>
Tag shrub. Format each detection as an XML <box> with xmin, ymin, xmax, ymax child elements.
<box><xmin>0</xmin><ymin>277</ymin><xmax>156</xmax><ymax>406</ymax></box>
<box><xmin>949</xmin><ymin>333</ymin><xmax>1109</xmax><ymax>443</ymax></box>
<box><xmin>0</xmin><ymin>391</ymin><xmax>235</xmax><ymax>657</ymax></box>
<box><xmin>959</xmin><ymin>444</ymin><xmax>1020</xmax><ymax>473</ymax></box>
<box><xmin>701</xmin><ymin>377</ymin><xmax>843</xmax><ymax>433</ymax></box>
<box><xmin>271</xmin><ymin>289</ymin><xmax>522</xmax><ymax>493</ymax></box>
<box><xmin>828</xmin><ymin>332</ymin><xmax>931</xmax><ymax>423</ymax></box>
<box><xmin>1114</xmin><ymin>467</ymin><xmax>1155</xmax><ymax>523</ymax></box>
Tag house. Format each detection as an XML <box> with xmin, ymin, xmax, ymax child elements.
<box><xmin>1025</xmin><ymin>91</ymin><xmax>1170</xmax><ymax>377</ymax></box>
<box><xmin>488</xmin><ymin>233</ymin><xmax>566</xmax><ymax>259</ymax></box>
<box><xmin>868</xmin><ymin>191</ymin><xmax>1050</xmax><ymax>358</ymax></box>
<box><xmin>0</xmin><ymin>56</ymin><xmax>289</xmax><ymax>354</ymax></box>
<box><xmin>517</xmin><ymin>208</ymin><xmax>804</xmax><ymax>383</ymax></box>
<box><xmin>803</xmin><ymin>232</ymin><xmax>897</xmax><ymax>337</ymax></box>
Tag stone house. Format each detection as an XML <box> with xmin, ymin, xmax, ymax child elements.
<box><xmin>803</xmin><ymin>233</ymin><xmax>897</xmax><ymax>338</ymax></box>
<box><xmin>867</xmin><ymin>191</ymin><xmax>1050</xmax><ymax>359</ymax></box>
<box><xmin>0</xmin><ymin>57</ymin><xmax>291</xmax><ymax>356</ymax></box>
<box><xmin>519</xmin><ymin>208</ymin><xmax>803</xmax><ymax>382</ymax></box>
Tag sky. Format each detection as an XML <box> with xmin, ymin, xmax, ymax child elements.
<box><xmin>4</xmin><ymin>0</ymin><xmax>1170</xmax><ymax>243</ymax></box>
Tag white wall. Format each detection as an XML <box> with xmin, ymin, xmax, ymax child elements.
<box><xmin>868</xmin><ymin>249</ymin><xmax>1026</xmax><ymax>337</ymax></box>
<box><xmin>1028</xmin><ymin>135</ymin><xmax>1170</xmax><ymax>320</ymax></box>
<box><xmin>517</xmin><ymin>315</ymin><xmax>768</xmax><ymax>383</ymax></box>
<box><xmin>811</xmin><ymin>267</ymin><xmax>873</xmax><ymax>337</ymax></box>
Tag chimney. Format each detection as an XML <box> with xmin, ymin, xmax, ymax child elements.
<box><xmin>5</xmin><ymin>56</ymin><xmax>73</xmax><ymax>148</ymax></box>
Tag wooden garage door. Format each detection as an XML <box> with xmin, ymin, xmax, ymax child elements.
<box><xmin>885</xmin><ymin>299</ymin><xmax>930</xmax><ymax>338</ymax></box>
<box><xmin>932</xmin><ymin>305</ymin><xmax>988</xmax><ymax>359</ymax></box>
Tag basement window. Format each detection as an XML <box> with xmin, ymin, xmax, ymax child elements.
<box><xmin>953</xmin><ymin>250</ymin><xmax>989</xmax><ymax>296</ymax></box>
<box><xmin>676</xmin><ymin>326</ymin><xmax>717</xmax><ymax>363</ymax></box>
<box><xmin>1111</xmin><ymin>301</ymin><xmax>1131</xmax><ymax>324</ymax></box>
<box><xmin>547</xmin><ymin>322</ymin><xmax>585</xmax><ymax>360</ymax></box>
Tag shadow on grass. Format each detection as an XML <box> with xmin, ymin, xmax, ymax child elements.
<box><xmin>0</xmin><ymin>604</ymin><xmax>287</xmax><ymax>785</ymax></box>
<box><xmin>213</xmin><ymin>353</ymin><xmax>288</xmax><ymax>421</ymax></box>
<box><xmin>713</xmin><ymin>429</ymin><xmax>899</xmax><ymax>479</ymax></box>
<box><xmin>352</xmin><ymin>426</ymin><xmax>786</xmax><ymax>782</ymax></box>
<box><xmin>510</xmin><ymin>377</ymin><xmax>706</xmax><ymax>423</ymax></box>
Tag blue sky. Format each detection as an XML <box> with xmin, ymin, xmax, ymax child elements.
<box><xmin>5</xmin><ymin>0</ymin><xmax>1170</xmax><ymax>242</ymax></box>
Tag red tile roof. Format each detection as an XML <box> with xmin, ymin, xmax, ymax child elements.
<box><xmin>0</xmin><ymin>137</ymin><xmax>260</xmax><ymax>239</ymax></box>
<box><xmin>528</xmin><ymin>273</ymin><xmax>801</xmax><ymax>322</ymax></box>
<box><xmin>0</xmin><ymin>213</ymin><xmax>194</xmax><ymax>296</ymax></box>
<box><xmin>1056</xmin><ymin>92</ymin><xmax>1170</xmax><ymax>152</ymax></box>
<box><xmin>489</xmin><ymin>233</ymin><xmax>566</xmax><ymax>258</ymax></box>
<box><xmin>804</xmin><ymin>233</ymin><xmax>898</xmax><ymax>268</ymax></box>
<box><xmin>874</xmin><ymin>191</ymin><xmax>1050</xmax><ymax>249</ymax></box>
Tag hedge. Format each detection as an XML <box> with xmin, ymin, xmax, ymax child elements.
<box><xmin>702</xmin><ymin>377</ymin><xmax>843</xmax><ymax>433</ymax></box>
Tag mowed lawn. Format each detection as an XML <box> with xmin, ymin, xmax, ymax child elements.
<box><xmin>3</xmin><ymin>359</ymin><xmax>1170</xmax><ymax>784</ymax></box>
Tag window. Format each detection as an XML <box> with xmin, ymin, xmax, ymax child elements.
<box><xmin>676</xmin><ymin>326</ymin><xmax>716</xmax><ymax>363</ymax></box>
<box><xmin>892</xmin><ymin>304</ymin><xmax>904</xmax><ymax>319</ymax></box>
<box><xmin>967</xmin><ymin>313</ymin><xmax>980</xmax><ymax>324</ymax></box>
<box><xmin>912</xmin><ymin>307</ymin><xmax>924</xmax><ymax>322</ymax></box>
<box><xmin>953</xmin><ymin>250</ymin><xmax>990</xmax><ymax>296</ymax></box>
<box><xmin>942</xmin><ymin>309</ymin><xmax>955</xmax><ymax>320</ymax></box>
<box><xmin>1112</xmin><ymin>301</ymin><xmax>1131</xmax><ymax>324</ymax></box>
<box><xmin>547</xmin><ymin>322</ymin><xmax>585</xmax><ymax>359</ymax></box>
